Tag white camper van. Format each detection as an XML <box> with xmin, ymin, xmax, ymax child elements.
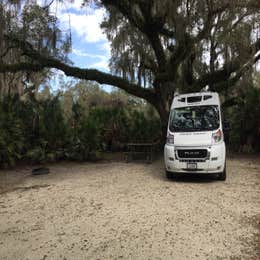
<box><xmin>164</xmin><ymin>91</ymin><xmax>226</xmax><ymax>180</ymax></box>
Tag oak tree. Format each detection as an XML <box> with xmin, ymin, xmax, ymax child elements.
<box><xmin>1</xmin><ymin>0</ymin><xmax>260</xmax><ymax>136</ymax></box>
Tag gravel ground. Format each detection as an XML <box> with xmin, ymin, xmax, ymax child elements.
<box><xmin>0</xmin><ymin>156</ymin><xmax>259</xmax><ymax>260</ymax></box>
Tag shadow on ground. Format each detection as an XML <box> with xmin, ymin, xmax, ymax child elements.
<box><xmin>167</xmin><ymin>173</ymin><xmax>219</xmax><ymax>183</ymax></box>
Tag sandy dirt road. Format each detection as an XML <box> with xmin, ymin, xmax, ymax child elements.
<box><xmin>0</xmin><ymin>156</ymin><xmax>259</xmax><ymax>260</ymax></box>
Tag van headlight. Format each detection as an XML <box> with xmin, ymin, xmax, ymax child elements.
<box><xmin>166</xmin><ymin>134</ymin><xmax>174</xmax><ymax>145</ymax></box>
<box><xmin>212</xmin><ymin>129</ymin><xmax>222</xmax><ymax>143</ymax></box>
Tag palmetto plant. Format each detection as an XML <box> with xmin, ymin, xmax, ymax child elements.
<box><xmin>0</xmin><ymin>96</ymin><xmax>24</xmax><ymax>167</ymax></box>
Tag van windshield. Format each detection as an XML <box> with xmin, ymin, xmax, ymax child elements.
<box><xmin>169</xmin><ymin>105</ymin><xmax>220</xmax><ymax>132</ymax></box>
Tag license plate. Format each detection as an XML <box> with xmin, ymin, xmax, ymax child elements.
<box><xmin>187</xmin><ymin>163</ymin><xmax>197</xmax><ymax>169</ymax></box>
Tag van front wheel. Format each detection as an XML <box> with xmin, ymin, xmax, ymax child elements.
<box><xmin>218</xmin><ymin>165</ymin><xmax>226</xmax><ymax>181</ymax></box>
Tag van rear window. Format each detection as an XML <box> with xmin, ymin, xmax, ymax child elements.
<box><xmin>187</xmin><ymin>96</ymin><xmax>202</xmax><ymax>103</ymax></box>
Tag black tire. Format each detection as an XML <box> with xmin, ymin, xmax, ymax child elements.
<box><xmin>166</xmin><ymin>171</ymin><xmax>173</xmax><ymax>179</ymax></box>
<box><xmin>218</xmin><ymin>165</ymin><xmax>226</xmax><ymax>181</ymax></box>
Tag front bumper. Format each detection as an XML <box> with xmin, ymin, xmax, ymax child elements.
<box><xmin>164</xmin><ymin>143</ymin><xmax>226</xmax><ymax>174</ymax></box>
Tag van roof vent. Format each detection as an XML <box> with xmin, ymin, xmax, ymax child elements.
<box><xmin>204</xmin><ymin>95</ymin><xmax>212</xmax><ymax>100</ymax></box>
<box><xmin>187</xmin><ymin>96</ymin><xmax>202</xmax><ymax>103</ymax></box>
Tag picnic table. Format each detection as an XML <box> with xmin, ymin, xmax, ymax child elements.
<box><xmin>124</xmin><ymin>142</ymin><xmax>161</xmax><ymax>163</ymax></box>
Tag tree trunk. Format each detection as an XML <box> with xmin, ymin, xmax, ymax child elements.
<box><xmin>154</xmin><ymin>101</ymin><xmax>169</xmax><ymax>143</ymax></box>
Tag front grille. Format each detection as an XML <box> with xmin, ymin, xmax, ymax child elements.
<box><xmin>179</xmin><ymin>159</ymin><xmax>206</xmax><ymax>163</ymax></box>
<box><xmin>177</xmin><ymin>149</ymin><xmax>207</xmax><ymax>159</ymax></box>
<box><xmin>182</xmin><ymin>168</ymin><xmax>204</xmax><ymax>171</ymax></box>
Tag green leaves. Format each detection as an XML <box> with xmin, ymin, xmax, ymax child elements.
<box><xmin>0</xmin><ymin>86</ymin><xmax>161</xmax><ymax>167</ymax></box>
<box><xmin>0</xmin><ymin>97</ymin><xmax>24</xmax><ymax>167</ymax></box>
<box><xmin>224</xmin><ymin>85</ymin><xmax>260</xmax><ymax>152</ymax></box>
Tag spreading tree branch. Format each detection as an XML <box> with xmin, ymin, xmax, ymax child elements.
<box><xmin>193</xmin><ymin>38</ymin><xmax>260</xmax><ymax>90</ymax></box>
<box><xmin>0</xmin><ymin>35</ymin><xmax>157</xmax><ymax>105</ymax></box>
<box><xmin>212</xmin><ymin>51</ymin><xmax>260</xmax><ymax>92</ymax></box>
<box><xmin>102</xmin><ymin>0</ymin><xmax>166</xmax><ymax>70</ymax></box>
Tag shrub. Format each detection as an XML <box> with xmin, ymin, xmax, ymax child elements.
<box><xmin>0</xmin><ymin>97</ymin><xmax>24</xmax><ymax>167</ymax></box>
<box><xmin>0</xmin><ymin>90</ymin><xmax>158</xmax><ymax>167</ymax></box>
<box><xmin>68</xmin><ymin>113</ymin><xmax>101</xmax><ymax>161</ymax></box>
<box><xmin>225</xmin><ymin>86</ymin><xmax>260</xmax><ymax>152</ymax></box>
